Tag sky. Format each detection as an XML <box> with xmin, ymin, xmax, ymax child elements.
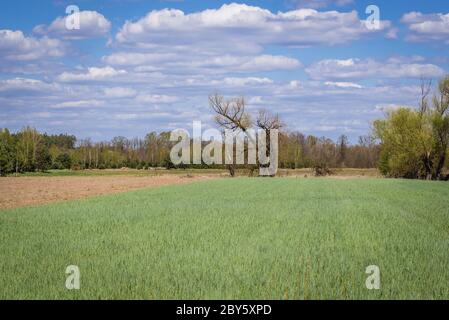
<box><xmin>1</xmin><ymin>0</ymin><xmax>448</xmax><ymax>142</ymax></box>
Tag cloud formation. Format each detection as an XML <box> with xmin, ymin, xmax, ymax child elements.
<box><xmin>401</xmin><ymin>11</ymin><xmax>449</xmax><ymax>43</ymax></box>
<box><xmin>306</xmin><ymin>58</ymin><xmax>445</xmax><ymax>80</ymax></box>
<box><xmin>57</xmin><ymin>67</ymin><xmax>127</xmax><ymax>82</ymax></box>
<box><xmin>103</xmin><ymin>52</ymin><xmax>301</xmax><ymax>73</ymax></box>
<box><xmin>115</xmin><ymin>3</ymin><xmax>394</xmax><ymax>50</ymax></box>
<box><xmin>0</xmin><ymin>29</ymin><xmax>65</xmax><ymax>61</ymax></box>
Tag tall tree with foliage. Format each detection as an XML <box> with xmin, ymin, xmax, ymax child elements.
<box><xmin>0</xmin><ymin>129</ymin><xmax>15</xmax><ymax>176</ymax></box>
<box><xmin>374</xmin><ymin>75</ymin><xmax>449</xmax><ymax>180</ymax></box>
<box><xmin>35</xmin><ymin>141</ymin><xmax>52</xmax><ymax>172</ymax></box>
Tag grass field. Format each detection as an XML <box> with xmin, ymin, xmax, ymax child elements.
<box><xmin>1</xmin><ymin>177</ymin><xmax>448</xmax><ymax>299</ymax></box>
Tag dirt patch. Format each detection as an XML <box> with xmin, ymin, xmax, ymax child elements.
<box><xmin>0</xmin><ymin>175</ymin><xmax>217</xmax><ymax>210</ymax></box>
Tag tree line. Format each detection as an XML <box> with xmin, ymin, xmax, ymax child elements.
<box><xmin>0</xmin><ymin>125</ymin><xmax>380</xmax><ymax>176</ymax></box>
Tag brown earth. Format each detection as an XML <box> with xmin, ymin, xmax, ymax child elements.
<box><xmin>0</xmin><ymin>175</ymin><xmax>218</xmax><ymax>210</ymax></box>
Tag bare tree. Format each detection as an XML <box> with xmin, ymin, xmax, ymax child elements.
<box><xmin>417</xmin><ymin>76</ymin><xmax>434</xmax><ymax>179</ymax></box>
<box><xmin>256</xmin><ymin>110</ymin><xmax>282</xmax><ymax>176</ymax></box>
<box><xmin>419</xmin><ymin>76</ymin><xmax>432</xmax><ymax>114</ymax></box>
<box><xmin>209</xmin><ymin>94</ymin><xmax>252</xmax><ymax>132</ymax></box>
<box><xmin>256</xmin><ymin>109</ymin><xmax>281</xmax><ymax>131</ymax></box>
<box><xmin>209</xmin><ymin>94</ymin><xmax>281</xmax><ymax>177</ymax></box>
<box><xmin>209</xmin><ymin>94</ymin><xmax>252</xmax><ymax>176</ymax></box>
<box><xmin>431</xmin><ymin>76</ymin><xmax>449</xmax><ymax>179</ymax></box>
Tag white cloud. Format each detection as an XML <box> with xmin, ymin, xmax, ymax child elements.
<box><xmin>401</xmin><ymin>11</ymin><xmax>449</xmax><ymax>43</ymax></box>
<box><xmin>238</xmin><ymin>55</ymin><xmax>301</xmax><ymax>71</ymax></box>
<box><xmin>53</xmin><ymin>100</ymin><xmax>104</xmax><ymax>108</ymax></box>
<box><xmin>57</xmin><ymin>66</ymin><xmax>127</xmax><ymax>82</ymax></box>
<box><xmin>288</xmin><ymin>80</ymin><xmax>302</xmax><ymax>89</ymax></box>
<box><xmin>103</xmin><ymin>52</ymin><xmax>301</xmax><ymax>73</ymax></box>
<box><xmin>248</xmin><ymin>96</ymin><xmax>264</xmax><ymax>104</ymax></box>
<box><xmin>375</xmin><ymin>103</ymin><xmax>414</xmax><ymax>112</ymax></box>
<box><xmin>103</xmin><ymin>87</ymin><xmax>137</xmax><ymax>98</ymax></box>
<box><xmin>0</xmin><ymin>78</ymin><xmax>58</xmax><ymax>92</ymax></box>
<box><xmin>114</xmin><ymin>113</ymin><xmax>139</xmax><ymax>120</ymax></box>
<box><xmin>0</xmin><ymin>29</ymin><xmax>65</xmax><ymax>61</ymax></box>
<box><xmin>115</xmin><ymin>3</ymin><xmax>394</xmax><ymax>50</ymax></box>
<box><xmin>135</xmin><ymin>94</ymin><xmax>179</xmax><ymax>103</ymax></box>
<box><xmin>325</xmin><ymin>81</ymin><xmax>362</xmax><ymax>89</ymax></box>
<box><xmin>306</xmin><ymin>58</ymin><xmax>445</xmax><ymax>80</ymax></box>
<box><xmin>102</xmin><ymin>52</ymin><xmax>177</xmax><ymax>66</ymax></box>
<box><xmin>213</xmin><ymin>77</ymin><xmax>274</xmax><ymax>87</ymax></box>
<box><xmin>33</xmin><ymin>11</ymin><xmax>111</xmax><ymax>40</ymax></box>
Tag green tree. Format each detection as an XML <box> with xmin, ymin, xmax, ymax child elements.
<box><xmin>0</xmin><ymin>128</ymin><xmax>15</xmax><ymax>176</ymax></box>
<box><xmin>374</xmin><ymin>108</ymin><xmax>432</xmax><ymax>178</ymax></box>
<box><xmin>54</xmin><ymin>153</ymin><xmax>72</xmax><ymax>169</ymax></box>
<box><xmin>16</xmin><ymin>126</ymin><xmax>41</xmax><ymax>172</ymax></box>
<box><xmin>35</xmin><ymin>141</ymin><xmax>52</xmax><ymax>172</ymax></box>
<box><xmin>374</xmin><ymin>75</ymin><xmax>449</xmax><ymax>180</ymax></box>
<box><xmin>429</xmin><ymin>76</ymin><xmax>449</xmax><ymax>179</ymax></box>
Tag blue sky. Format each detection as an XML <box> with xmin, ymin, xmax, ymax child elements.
<box><xmin>1</xmin><ymin>0</ymin><xmax>448</xmax><ymax>142</ymax></box>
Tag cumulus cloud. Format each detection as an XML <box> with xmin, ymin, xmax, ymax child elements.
<box><xmin>0</xmin><ymin>78</ymin><xmax>58</xmax><ymax>92</ymax></box>
<box><xmin>401</xmin><ymin>11</ymin><xmax>449</xmax><ymax>43</ymax></box>
<box><xmin>0</xmin><ymin>29</ymin><xmax>65</xmax><ymax>61</ymax></box>
<box><xmin>102</xmin><ymin>52</ymin><xmax>177</xmax><ymax>66</ymax></box>
<box><xmin>135</xmin><ymin>94</ymin><xmax>179</xmax><ymax>104</ymax></box>
<box><xmin>325</xmin><ymin>81</ymin><xmax>362</xmax><ymax>89</ymax></box>
<box><xmin>288</xmin><ymin>80</ymin><xmax>302</xmax><ymax>89</ymax></box>
<box><xmin>103</xmin><ymin>87</ymin><xmax>137</xmax><ymax>98</ymax></box>
<box><xmin>237</xmin><ymin>55</ymin><xmax>301</xmax><ymax>71</ymax></box>
<box><xmin>57</xmin><ymin>66</ymin><xmax>127</xmax><ymax>82</ymax></box>
<box><xmin>115</xmin><ymin>3</ymin><xmax>394</xmax><ymax>51</ymax></box>
<box><xmin>53</xmin><ymin>100</ymin><xmax>105</xmax><ymax>108</ymax></box>
<box><xmin>33</xmin><ymin>11</ymin><xmax>111</xmax><ymax>40</ymax></box>
<box><xmin>374</xmin><ymin>103</ymin><xmax>411</xmax><ymax>113</ymax></box>
<box><xmin>306</xmin><ymin>58</ymin><xmax>445</xmax><ymax>80</ymax></box>
<box><xmin>213</xmin><ymin>77</ymin><xmax>274</xmax><ymax>87</ymax></box>
<box><xmin>103</xmin><ymin>52</ymin><xmax>301</xmax><ymax>73</ymax></box>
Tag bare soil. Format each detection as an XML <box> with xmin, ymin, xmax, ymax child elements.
<box><xmin>0</xmin><ymin>175</ymin><xmax>217</xmax><ymax>210</ymax></box>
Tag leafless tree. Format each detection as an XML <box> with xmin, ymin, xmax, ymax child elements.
<box><xmin>209</xmin><ymin>94</ymin><xmax>252</xmax><ymax>132</ymax></box>
<box><xmin>256</xmin><ymin>109</ymin><xmax>281</xmax><ymax>131</ymax></box>
<box><xmin>209</xmin><ymin>94</ymin><xmax>253</xmax><ymax>176</ymax></box>
<box><xmin>209</xmin><ymin>94</ymin><xmax>281</xmax><ymax>177</ymax></box>
<box><xmin>256</xmin><ymin>109</ymin><xmax>282</xmax><ymax>176</ymax></box>
<box><xmin>419</xmin><ymin>76</ymin><xmax>432</xmax><ymax>114</ymax></box>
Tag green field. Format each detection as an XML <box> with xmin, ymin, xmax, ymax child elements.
<box><xmin>1</xmin><ymin>178</ymin><xmax>448</xmax><ymax>299</ymax></box>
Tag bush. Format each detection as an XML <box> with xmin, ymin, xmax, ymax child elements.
<box><xmin>71</xmin><ymin>164</ymin><xmax>81</xmax><ymax>171</ymax></box>
<box><xmin>54</xmin><ymin>153</ymin><xmax>72</xmax><ymax>170</ymax></box>
<box><xmin>313</xmin><ymin>165</ymin><xmax>333</xmax><ymax>177</ymax></box>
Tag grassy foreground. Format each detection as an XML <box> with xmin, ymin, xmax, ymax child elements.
<box><xmin>0</xmin><ymin>178</ymin><xmax>448</xmax><ymax>299</ymax></box>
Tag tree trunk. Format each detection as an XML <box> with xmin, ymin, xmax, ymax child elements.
<box><xmin>227</xmin><ymin>164</ymin><xmax>235</xmax><ymax>177</ymax></box>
